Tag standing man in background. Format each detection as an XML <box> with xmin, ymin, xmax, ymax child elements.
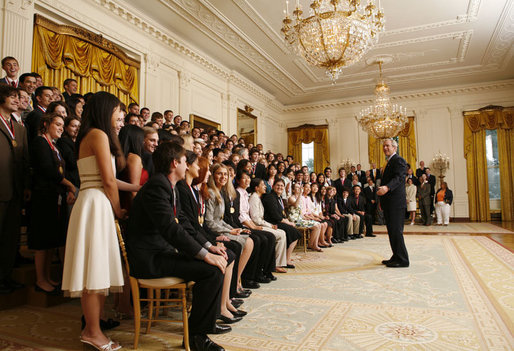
<box><xmin>377</xmin><ymin>139</ymin><xmax>409</xmax><ymax>268</ymax></box>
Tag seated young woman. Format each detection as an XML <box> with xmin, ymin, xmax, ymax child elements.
<box><xmin>324</xmin><ymin>186</ymin><xmax>348</xmax><ymax>243</ymax></box>
<box><xmin>261</xmin><ymin>179</ymin><xmax>300</xmax><ymax>268</ymax></box>
<box><xmin>237</xmin><ymin>172</ymin><xmax>287</xmax><ymax>274</ymax></box>
<box><xmin>247</xmin><ymin>177</ymin><xmax>288</xmax><ymax>273</ymax></box>
<box><xmin>287</xmin><ymin>182</ymin><xmax>323</xmax><ymax>252</ymax></box>
<box><xmin>314</xmin><ymin>185</ymin><xmax>334</xmax><ymax>246</ymax></box>
<box><xmin>305</xmin><ymin>183</ymin><xmax>331</xmax><ymax>248</ymax></box>
<box><xmin>177</xmin><ymin>152</ymin><xmax>245</xmax><ymax>324</ymax></box>
<box><xmin>205</xmin><ymin>164</ymin><xmax>258</xmax><ymax>290</ymax></box>
<box><xmin>222</xmin><ymin>165</ymin><xmax>277</xmax><ymax>284</ymax></box>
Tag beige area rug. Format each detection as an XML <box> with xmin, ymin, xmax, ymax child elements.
<box><xmin>0</xmin><ymin>235</ymin><xmax>512</xmax><ymax>350</ymax></box>
<box><xmin>374</xmin><ymin>222</ymin><xmax>513</xmax><ymax>234</ymax></box>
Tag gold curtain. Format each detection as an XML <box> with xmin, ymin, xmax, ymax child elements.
<box><xmin>31</xmin><ymin>15</ymin><xmax>139</xmax><ymax>106</ymax></box>
<box><xmin>464</xmin><ymin>107</ymin><xmax>514</xmax><ymax>221</ymax></box>
<box><xmin>288</xmin><ymin>125</ymin><xmax>330</xmax><ymax>174</ymax></box>
<box><xmin>368</xmin><ymin>116</ymin><xmax>417</xmax><ymax>169</ymax></box>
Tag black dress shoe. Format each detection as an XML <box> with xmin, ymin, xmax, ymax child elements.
<box><xmin>331</xmin><ymin>238</ymin><xmax>339</xmax><ymax>243</ymax></box>
<box><xmin>265</xmin><ymin>273</ymin><xmax>277</xmax><ymax>281</ymax></box>
<box><xmin>0</xmin><ymin>280</ymin><xmax>14</xmax><ymax>294</ymax></box>
<box><xmin>231</xmin><ymin>299</ymin><xmax>243</xmax><ymax>309</ymax></box>
<box><xmin>34</xmin><ymin>284</ymin><xmax>60</xmax><ymax>296</ymax></box>
<box><xmin>190</xmin><ymin>334</ymin><xmax>225</xmax><ymax>351</ymax></box>
<box><xmin>213</xmin><ymin>324</ymin><xmax>232</xmax><ymax>334</ymax></box>
<box><xmin>385</xmin><ymin>261</ymin><xmax>409</xmax><ymax>268</ymax></box>
<box><xmin>381</xmin><ymin>259</ymin><xmax>393</xmax><ymax>265</ymax></box>
<box><xmin>349</xmin><ymin>235</ymin><xmax>356</xmax><ymax>240</ymax></box>
<box><xmin>365</xmin><ymin>233</ymin><xmax>376</xmax><ymax>237</ymax></box>
<box><xmin>232</xmin><ymin>309</ymin><xmax>247</xmax><ymax>317</ymax></box>
<box><xmin>235</xmin><ymin>290</ymin><xmax>251</xmax><ymax>299</ymax></box>
<box><xmin>242</xmin><ymin>280</ymin><xmax>260</xmax><ymax>289</ymax></box>
<box><xmin>285</xmin><ymin>264</ymin><xmax>295</xmax><ymax>269</ymax></box>
<box><xmin>218</xmin><ymin>314</ymin><xmax>242</xmax><ymax>324</ymax></box>
<box><xmin>256</xmin><ymin>275</ymin><xmax>271</xmax><ymax>284</ymax></box>
<box><xmin>355</xmin><ymin>234</ymin><xmax>363</xmax><ymax>239</ymax></box>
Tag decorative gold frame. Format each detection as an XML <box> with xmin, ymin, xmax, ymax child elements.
<box><xmin>237</xmin><ymin>108</ymin><xmax>257</xmax><ymax>145</ymax></box>
<box><xmin>189</xmin><ymin>114</ymin><xmax>221</xmax><ymax>131</ymax></box>
<box><xmin>34</xmin><ymin>14</ymin><xmax>140</xmax><ymax>68</ymax></box>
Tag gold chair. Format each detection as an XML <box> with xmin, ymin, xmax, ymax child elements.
<box><xmin>295</xmin><ymin>226</ymin><xmax>311</xmax><ymax>253</ymax></box>
<box><xmin>115</xmin><ymin>221</ymin><xmax>191</xmax><ymax>350</ymax></box>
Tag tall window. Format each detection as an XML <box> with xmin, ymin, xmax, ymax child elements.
<box><xmin>485</xmin><ymin>129</ymin><xmax>501</xmax><ymax>210</ymax></box>
<box><xmin>302</xmin><ymin>142</ymin><xmax>314</xmax><ymax>173</ymax></box>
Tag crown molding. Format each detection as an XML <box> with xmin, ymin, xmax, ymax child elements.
<box><xmin>283</xmin><ymin>79</ymin><xmax>514</xmax><ymax>112</ymax></box>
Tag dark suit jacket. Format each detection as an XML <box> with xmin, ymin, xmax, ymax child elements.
<box><xmin>405</xmin><ymin>174</ymin><xmax>419</xmax><ymax>186</ymax></box>
<box><xmin>176</xmin><ymin>180</ymin><xmax>213</xmax><ymax>245</ymax></box>
<box><xmin>262</xmin><ymin>191</ymin><xmax>286</xmax><ymax>225</ymax></box>
<box><xmin>379</xmin><ymin>153</ymin><xmax>408</xmax><ymax>209</ymax></box>
<box><xmin>125</xmin><ymin>173</ymin><xmax>205</xmax><ymax>279</ymax></box>
<box><xmin>415</xmin><ymin>167</ymin><xmax>426</xmax><ymax>178</ymax></box>
<box><xmin>30</xmin><ymin>136</ymin><xmax>64</xmax><ymax>193</ymax></box>
<box><xmin>251</xmin><ymin>162</ymin><xmax>266</xmax><ymax>180</ymax></box>
<box><xmin>426</xmin><ymin>174</ymin><xmax>436</xmax><ymax>195</ymax></box>
<box><xmin>349</xmin><ymin>195</ymin><xmax>367</xmax><ymax>213</ymax></box>
<box><xmin>369</xmin><ymin>168</ymin><xmax>381</xmax><ymax>182</ymax></box>
<box><xmin>334</xmin><ymin>178</ymin><xmax>352</xmax><ymax>199</ymax></box>
<box><xmin>56</xmin><ymin>135</ymin><xmax>80</xmax><ymax>188</ymax></box>
<box><xmin>337</xmin><ymin>196</ymin><xmax>355</xmax><ymax>215</ymax></box>
<box><xmin>0</xmin><ymin>115</ymin><xmax>30</xmax><ymax>201</ymax></box>
<box><xmin>24</xmin><ymin>107</ymin><xmax>44</xmax><ymax>145</ymax></box>
<box><xmin>222</xmin><ymin>191</ymin><xmax>243</xmax><ymax>228</ymax></box>
<box><xmin>363</xmin><ymin>186</ymin><xmax>377</xmax><ymax>211</ymax></box>
<box><xmin>0</xmin><ymin>77</ymin><xmax>18</xmax><ymax>86</ymax></box>
<box><xmin>355</xmin><ymin>170</ymin><xmax>366</xmax><ymax>184</ymax></box>
<box><xmin>62</xmin><ymin>92</ymin><xmax>71</xmax><ymax>103</ymax></box>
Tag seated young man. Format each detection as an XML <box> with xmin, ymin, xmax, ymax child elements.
<box><xmin>337</xmin><ymin>188</ymin><xmax>361</xmax><ymax>239</ymax></box>
<box><xmin>125</xmin><ymin>142</ymin><xmax>227</xmax><ymax>351</ymax></box>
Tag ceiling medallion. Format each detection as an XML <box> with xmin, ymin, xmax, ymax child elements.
<box><xmin>356</xmin><ymin>59</ymin><xmax>408</xmax><ymax>139</ymax></box>
<box><xmin>281</xmin><ymin>0</ymin><xmax>385</xmax><ymax>81</ymax></box>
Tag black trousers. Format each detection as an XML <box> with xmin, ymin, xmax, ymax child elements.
<box><xmin>356</xmin><ymin>212</ymin><xmax>373</xmax><ymax>235</ymax></box>
<box><xmin>383</xmin><ymin>206</ymin><xmax>409</xmax><ymax>265</ymax></box>
<box><xmin>0</xmin><ymin>198</ymin><xmax>22</xmax><ymax>280</ymax></box>
<box><xmin>277</xmin><ymin>222</ymin><xmax>301</xmax><ymax>247</ymax></box>
<box><xmin>223</xmin><ymin>240</ymin><xmax>241</xmax><ymax>298</ymax></box>
<box><xmin>252</xmin><ymin>229</ymin><xmax>276</xmax><ymax>274</ymax></box>
<box><xmin>157</xmin><ymin>252</ymin><xmax>223</xmax><ymax>335</ymax></box>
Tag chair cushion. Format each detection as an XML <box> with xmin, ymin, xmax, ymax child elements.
<box><xmin>137</xmin><ymin>277</ymin><xmax>185</xmax><ymax>287</ymax></box>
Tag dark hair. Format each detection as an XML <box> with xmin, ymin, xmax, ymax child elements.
<box><xmin>0</xmin><ymin>85</ymin><xmax>19</xmax><ymax>104</ymax></box>
<box><xmin>213</xmin><ymin>148</ymin><xmax>222</xmax><ymax>158</ymax></box>
<box><xmin>1</xmin><ymin>56</ymin><xmax>18</xmax><ymax>66</ymax></box>
<box><xmin>66</xmin><ymin>97</ymin><xmax>83</xmax><ymax>118</ymax></box>
<box><xmin>119</xmin><ymin>124</ymin><xmax>144</xmax><ymax>157</ymax></box>
<box><xmin>128</xmin><ymin>102</ymin><xmax>139</xmax><ymax>109</ymax></box>
<box><xmin>75</xmin><ymin>91</ymin><xmax>122</xmax><ymax>159</ymax></box>
<box><xmin>47</xmin><ymin>101</ymin><xmax>70</xmax><ymax>116</ymax></box>
<box><xmin>164</xmin><ymin>110</ymin><xmax>173</xmax><ymax>115</ymax></box>
<box><xmin>39</xmin><ymin>112</ymin><xmax>64</xmax><ymax>134</ymax></box>
<box><xmin>237</xmin><ymin>159</ymin><xmax>251</xmax><ymax>173</ymax></box>
<box><xmin>250</xmin><ymin>147</ymin><xmax>259</xmax><ymax>156</ymax></box>
<box><xmin>324</xmin><ymin>167</ymin><xmax>331</xmax><ymax>173</ymax></box>
<box><xmin>140</xmin><ymin>107</ymin><xmax>149</xmax><ymax>113</ymax></box>
<box><xmin>64</xmin><ymin>116</ymin><xmax>80</xmax><ymax>128</ymax></box>
<box><xmin>84</xmin><ymin>92</ymin><xmax>94</xmax><ymax>103</ymax></box>
<box><xmin>19</xmin><ymin>73</ymin><xmax>37</xmax><ymax>84</ymax></box>
<box><xmin>151</xmin><ymin>112</ymin><xmax>163</xmax><ymax>121</ymax></box>
<box><xmin>266</xmin><ymin>163</ymin><xmax>277</xmax><ymax>180</ymax></box>
<box><xmin>32</xmin><ymin>72</ymin><xmax>42</xmax><ymax>79</ymax></box>
<box><xmin>35</xmin><ymin>85</ymin><xmax>52</xmax><ymax>98</ymax></box>
<box><xmin>152</xmin><ymin>141</ymin><xmax>186</xmax><ymax>175</ymax></box>
<box><xmin>185</xmin><ymin>150</ymin><xmax>198</xmax><ymax>165</ymax></box>
<box><xmin>274</xmin><ymin>178</ymin><xmax>285</xmax><ymax>185</ymax></box>
<box><xmin>119</xmin><ymin>102</ymin><xmax>126</xmax><ymax>114</ymax></box>
<box><xmin>63</xmin><ymin>78</ymin><xmax>77</xmax><ymax>88</ymax></box>
<box><xmin>125</xmin><ymin>112</ymin><xmax>139</xmax><ymax>124</ymax></box>
<box><xmin>222</xmin><ymin>160</ymin><xmax>236</xmax><ymax>172</ymax></box>
<box><xmin>249</xmin><ymin>177</ymin><xmax>263</xmax><ymax>193</ymax></box>
<box><xmin>235</xmin><ymin>169</ymin><xmax>250</xmax><ymax>183</ymax></box>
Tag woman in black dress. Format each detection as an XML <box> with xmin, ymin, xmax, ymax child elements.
<box><xmin>29</xmin><ymin>113</ymin><xmax>76</xmax><ymax>293</ymax></box>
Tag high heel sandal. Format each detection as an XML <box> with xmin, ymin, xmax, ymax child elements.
<box><xmin>80</xmin><ymin>337</ymin><xmax>122</xmax><ymax>351</ymax></box>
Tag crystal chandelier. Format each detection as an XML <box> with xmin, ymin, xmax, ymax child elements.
<box><xmin>356</xmin><ymin>60</ymin><xmax>408</xmax><ymax>139</ymax></box>
<box><xmin>281</xmin><ymin>0</ymin><xmax>385</xmax><ymax>81</ymax></box>
<box><xmin>340</xmin><ymin>158</ymin><xmax>354</xmax><ymax>173</ymax></box>
<box><xmin>432</xmin><ymin>151</ymin><xmax>450</xmax><ymax>182</ymax></box>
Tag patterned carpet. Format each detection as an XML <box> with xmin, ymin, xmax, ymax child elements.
<box><xmin>0</xmin><ymin>235</ymin><xmax>512</xmax><ymax>350</ymax></box>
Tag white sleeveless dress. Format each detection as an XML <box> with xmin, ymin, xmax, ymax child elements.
<box><xmin>61</xmin><ymin>155</ymin><xmax>124</xmax><ymax>298</ymax></box>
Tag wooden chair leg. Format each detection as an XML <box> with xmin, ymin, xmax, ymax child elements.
<box><xmin>146</xmin><ymin>288</ymin><xmax>154</xmax><ymax>334</ymax></box>
<box><xmin>155</xmin><ymin>288</ymin><xmax>161</xmax><ymax>318</ymax></box>
<box><xmin>303</xmin><ymin>229</ymin><xmax>307</xmax><ymax>253</ymax></box>
<box><xmin>181</xmin><ymin>287</ymin><xmax>190</xmax><ymax>351</ymax></box>
<box><xmin>131</xmin><ymin>280</ymin><xmax>141</xmax><ymax>349</ymax></box>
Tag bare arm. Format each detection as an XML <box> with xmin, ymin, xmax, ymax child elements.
<box><xmin>125</xmin><ymin>153</ymin><xmax>142</xmax><ymax>197</ymax></box>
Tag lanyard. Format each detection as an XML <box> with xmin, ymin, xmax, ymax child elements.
<box><xmin>190</xmin><ymin>184</ymin><xmax>204</xmax><ymax>215</ymax></box>
<box><xmin>42</xmin><ymin>134</ymin><xmax>62</xmax><ymax>162</ymax></box>
<box><xmin>0</xmin><ymin>113</ymin><xmax>15</xmax><ymax>140</ymax></box>
<box><xmin>37</xmin><ymin>105</ymin><xmax>46</xmax><ymax>113</ymax></box>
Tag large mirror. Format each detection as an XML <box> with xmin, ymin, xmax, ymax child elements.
<box><xmin>237</xmin><ymin>107</ymin><xmax>257</xmax><ymax>146</ymax></box>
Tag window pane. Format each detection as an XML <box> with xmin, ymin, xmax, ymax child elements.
<box><xmin>302</xmin><ymin>142</ymin><xmax>314</xmax><ymax>173</ymax></box>
<box><xmin>485</xmin><ymin>129</ymin><xmax>501</xmax><ymax>201</ymax></box>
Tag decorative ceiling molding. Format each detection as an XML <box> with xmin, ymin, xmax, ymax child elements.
<box><xmin>382</xmin><ymin>0</ymin><xmax>481</xmax><ymax>37</ymax></box>
<box><xmin>482</xmin><ymin>0</ymin><xmax>514</xmax><ymax>66</ymax></box>
<box><xmin>283</xmin><ymin>79</ymin><xmax>514</xmax><ymax>112</ymax></box>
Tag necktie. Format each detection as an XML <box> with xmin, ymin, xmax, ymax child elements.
<box><xmin>11</xmin><ymin>81</ymin><xmax>16</xmax><ymax>87</ymax></box>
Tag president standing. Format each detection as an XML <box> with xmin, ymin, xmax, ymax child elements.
<box><xmin>376</xmin><ymin>139</ymin><xmax>409</xmax><ymax>267</ymax></box>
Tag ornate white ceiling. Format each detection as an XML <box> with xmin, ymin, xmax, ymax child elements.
<box><xmin>122</xmin><ymin>0</ymin><xmax>514</xmax><ymax>105</ymax></box>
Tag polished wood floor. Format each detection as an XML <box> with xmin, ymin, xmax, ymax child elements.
<box><xmin>489</xmin><ymin>220</ymin><xmax>514</xmax><ymax>251</ymax></box>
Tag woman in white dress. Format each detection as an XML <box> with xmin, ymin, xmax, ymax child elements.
<box><xmin>406</xmin><ymin>177</ymin><xmax>417</xmax><ymax>225</ymax></box>
<box><xmin>61</xmin><ymin>92</ymin><xmax>127</xmax><ymax>351</ymax></box>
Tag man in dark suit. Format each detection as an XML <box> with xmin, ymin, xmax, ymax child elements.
<box><xmin>350</xmin><ymin>185</ymin><xmax>375</xmax><ymax>237</ymax></box>
<box><xmin>125</xmin><ymin>142</ymin><xmax>227</xmax><ymax>351</ymax></box>
<box><xmin>417</xmin><ymin>175</ymin><xmax>432</xmax><ymax>226</ymax></box>
<box><xmin>334</xmin><ymin>167</ymin><xmax>352</xmax><ymax>200</ymax></box>
<box><xmin>24</xmin><ymin>86</ymin><xmax>53</xmax><ymax>144</ymax></box>
<box><xmin>62</xmin><ymin>78</ymin><xmax>78</xmax><ymax>102</ymax></box>
<box><xmin>355</xmin><ymin>164</ymin><xmax>366</xmax><ymax>185</ymax></box>
<box><xmin>363</xmin><ymin>177</ymin><xmax>378</xmax><ymax>224</ymax></box>
<box><xmin>324</xmin><ymin>167</ymin><xmax>333</xmax><ymax>186</ymax></box>
<box><xmin>0</xmin><ymin>85</ymin><xmax>30</xmax><ymax>294</ymax></box>
<box><xmin>425</xmin><ymin>168</ymin><xmax>436</xmax><ymax>214</ymax></box>
<box><xmin>0</xmin><ymin>57</ymin><xmax>20</xmax><ymax>87</ymax></box>
<box><xmin>369</xmin><ymin>163</ymin><xmax>381</xmax><ymax>183</ymax></box>
<box><xmin>249</xmin><ymin>148</ymin><xmax>266</xmax><ymax>179</ymax></box>
<box><xmin>415</xmin><ymin>160</ymin><xmax>427</xmax><ymax>178</ymax></box>
<box><xmin>347</xmin><ymin>165</ymin><xmax>357</xmax><ymax>182</ymax></box>
<box><xmin>337</xmin><ymin>189</ymin><xmax>360</xmax><ymax>239</ymax></box>
<box><xmin>377</xmin><ymin>139</ymin><xmax>409</xmax><ymax>268</ymax></box>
